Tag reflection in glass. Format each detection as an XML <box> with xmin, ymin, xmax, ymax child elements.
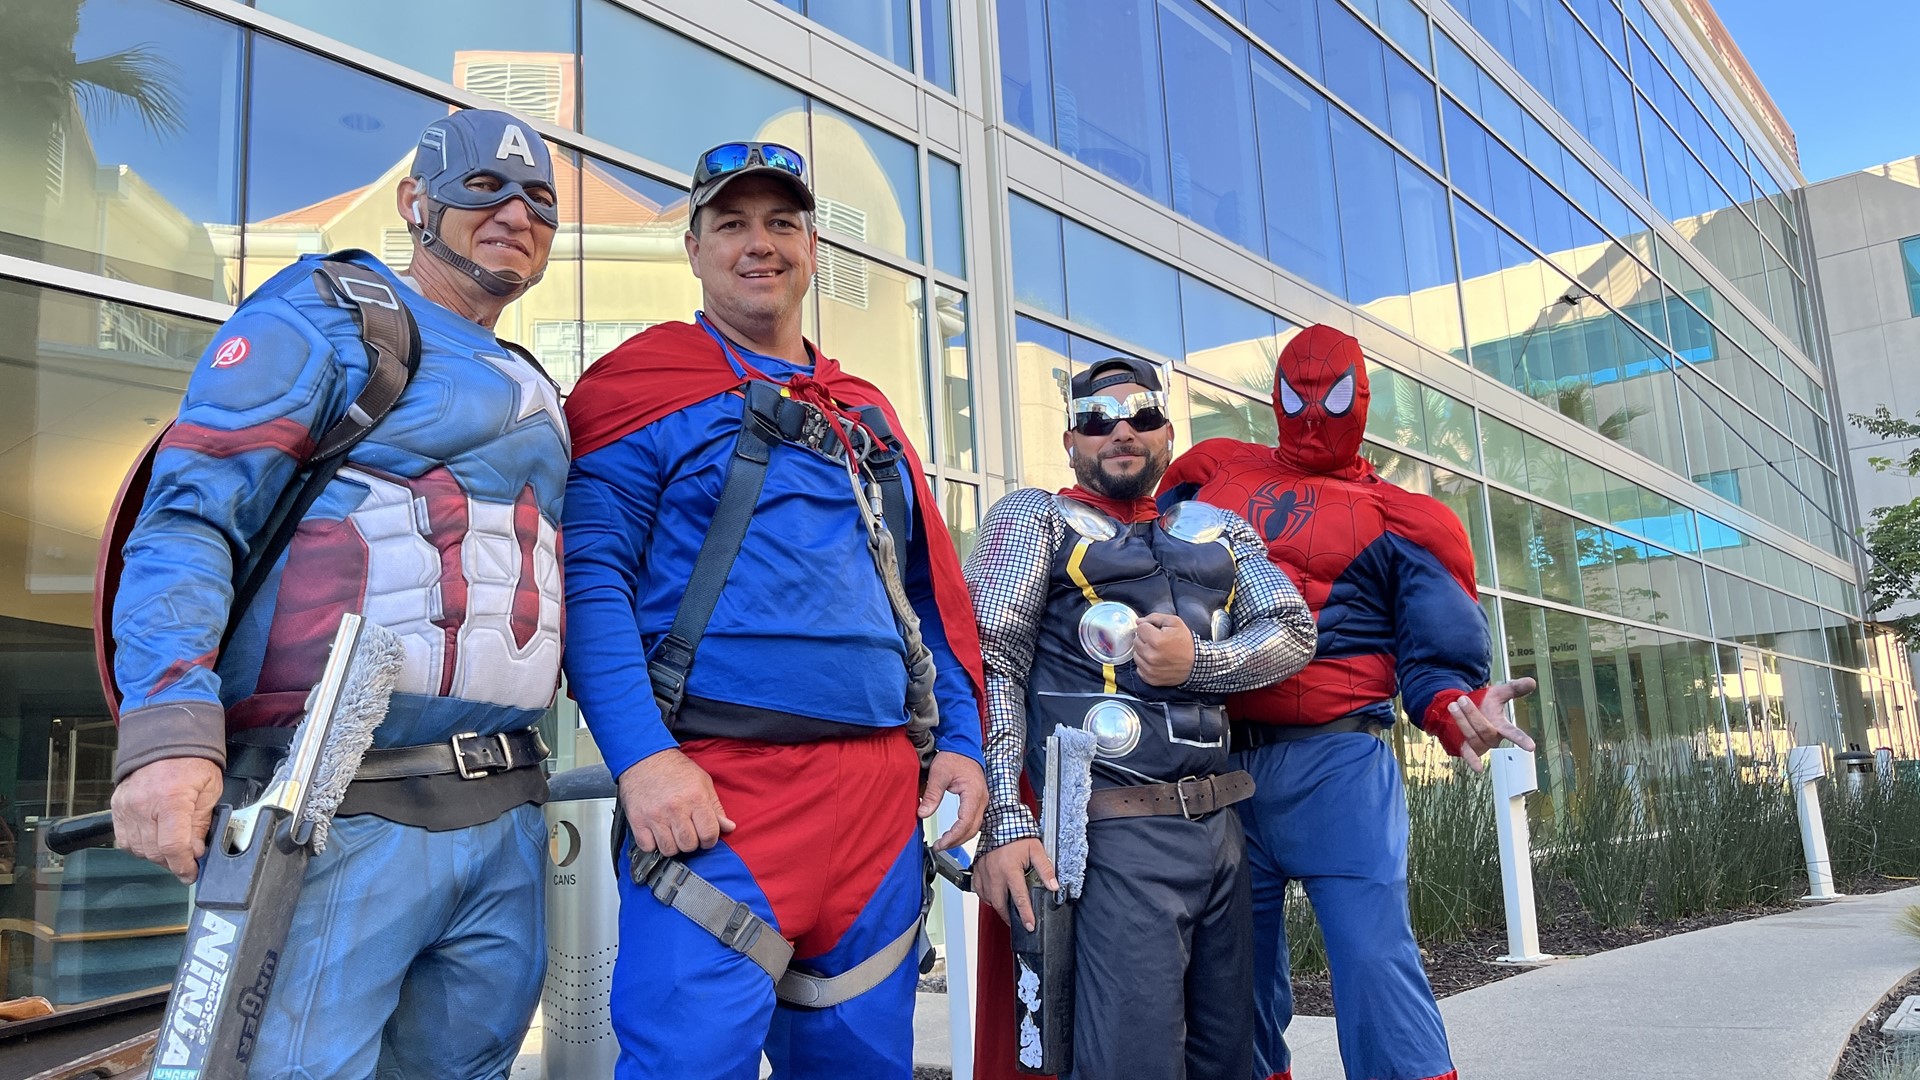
<box><xmin>929</xmin><ymin>156</ymin><xmax>966</xmax><ymax>279</ymax></box>
<box><xmin>243</xmin><ymin>38</ymin><xmax>452</xmax><ymax>294</ymax></box>
<box><xmin>256</xmin><ymin>0</ymin><xmax>578</xmax><ymax>119</ymax></box>
<box><xmin>921</xmin><ymin>0</ymin><xmax>958</xmax><ymax>92</ymax></box>
<box><xmin>581</xmin><ymin>2</ymin><xmax>806</xmax><ymax>178</ymax></box>
<box><xmin>571</xmin><ymin>159</ymin><xmax>692</xmax><ymax>387</ymax></box>
<box><xmin>1159</xmin><ymin>0</ymin><xmax>1263</xmax><ymax>252</ymax></box>
<box><xmin>935</xmin><ymin>285</ymin><xmax>975</xmax><ymax>471</ymax></box>
<box><xmin>1248</xmin><ymin>0</ymin><xmax>1322</xmax><ymax>78</ymax></box>
<box><xmin>0</xmin><ymin>0</ymin><xmax>242</xmax><ymax>301</ymax></box>
<box><xmin>999</xmin><ymin>0</ymin><xmax>1054</xmax><ymax>140</ymax></box>
<box><xmin>0</xmin><ymin>280</ymin><xmax>217</xmax><ymax>1004</ymax></box>
<box><xmin>1179</xmin><ymin>275</ymin><xmax>1277</xmax><ymax>396</ymax></box>
<box><xmin>817</xmin><ymin>244</ymin><xmax>930</xmax><ymax>454</ymax></box>
<box><xmin>812</xmin><ymin>104</ymin><xmax>923</xmax><ymax>261</ymax></box>
<box><xmin>1014</xmin><ymin>316</ymin><xmax>1077</xmax><ymax>491</ymax></box>
<box><xmin>943</xmin><ymin>479</ymin><xmax>980</xmax><ymax>560</ymax></box>
<box><xmin>803</xmin><ymin>0</ymin><xmax>913</xmax><ymax>68</ymax></box>
<box><xmin>1044</xmin><ymin>0</ymin><xmax>1169</xmax><ymax>202</ymax></box>
<box><xmin>1253</xmin><ymin>57</ymin><xmax>1343</xmax><ymax>295</ymax></box>
<box><xmin>1009</xmin><ymin>195</ymin><xmax>1065</xmax><ymax>314</ymax></box>
<box><xmin>1061</xmin><ymin>220</ymin><xmax>1182</xmax><ymax>359</ymax></box>
<box><xmin>1183</xmin><ymin>373</ymin><xmax>1277</xmax><ymax>447</ymax></box>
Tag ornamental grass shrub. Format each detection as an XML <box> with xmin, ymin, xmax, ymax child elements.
<box><xmin>1405</xmin><ymin>765</ymin><xmax>1502</xmax><ymax>943</ymax></box>
<box><xmin>1823</xmin><ymin>767</ymin><xmax>1920</xmax><ymax>887</ymax></box>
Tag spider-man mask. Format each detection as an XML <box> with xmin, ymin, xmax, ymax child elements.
<box><xmin>1272</xmin><ymin>323</ymin><xmax>1370</xmax><ymax>476</ymax></box>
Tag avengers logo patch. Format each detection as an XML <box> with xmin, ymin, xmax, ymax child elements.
<box><xmin>1245</xmin><ymin>482</ymin><xmax>1317</xmax><ymax>543</ymax></box>
<box><xmin>211</xmin><ymin>336</ymin><xmax>251</xmax><ymax>368</ymax></box>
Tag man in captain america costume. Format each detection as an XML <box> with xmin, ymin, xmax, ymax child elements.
<box><xmin>108</xmin><ymin>108</ymin><xmax>567</xmax><ymax>1076</ymax></box>
<box><xmin>561</xmin><ymin>141</ymin><xmax>987</xmax><ymax>1078</ymax></box>
<box><xmin>966</xmin><ymin>356</ymin><xmax>1317</xmax><ymax>1079</ymax></box>
<box><xmin>1157</xmin><ymin>323</ymin><xmax>1535</xmax><ymax>1080</ymax></box>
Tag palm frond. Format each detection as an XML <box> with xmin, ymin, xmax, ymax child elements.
<box><xmin>71</xmin><ymin>44</ymin><xmax>184</xmax><ymax>136</ymax></box>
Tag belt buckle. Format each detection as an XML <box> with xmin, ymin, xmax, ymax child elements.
<box><xmin>450</xmin><ymin>731</ymin><xmax>514</xmax><ymax>780</ymax></box>
<box><xmin>1176</xmin><ymin>775</ymin><xmax>1209</xmax><ymax>819</ymax></box>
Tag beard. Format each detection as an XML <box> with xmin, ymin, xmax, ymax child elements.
<box><xmin>1072</xmin><ymin>441</ymin><xmax>1172</xmax><ymax>500</ymax></box>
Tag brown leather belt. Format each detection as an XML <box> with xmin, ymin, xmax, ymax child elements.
<box><xmin>1085</xmin><ymin>770</ymin><xmax>1255</xmax><ymax>822</ymax></box>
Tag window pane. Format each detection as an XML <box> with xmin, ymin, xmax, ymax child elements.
<box><xmin>1046</xmin><ymin>0</ymin><xmax>1169</xmax><ymax>202</ymax></box>
<box><xmin>998</xmin><ymin>0</ymin><xmax>1054</xmax><ymax>140</ymax></box>
<box><xmin>0</xmin><ymin>280</ymin><xmax>220</xmax><ymax>1008</ymax></box>
<box><xmin>1183</xmin><ymin>375</ymin><xmax>1277</xmax><ymax>445</ymax></box>
<box><xmin>1062</xmin><ymin>220</ymin><xmax>1182</xmax><ymax>358</ymax></box>
<box><xmin>943</xmin><ymin>479</ymin><xmax>981</xmax><ymax>559</ymax></box>
<box><xmin>256</xmin><ymin>0</ymin><xmax>578</xmax><ymax>121</ymax></box>
<box><xmin>1014</xmin><ymin>316</ymin><xmax>1076</xmax><ymax>490</ymax></box>
<box><xmin>921</xmin><ymin>0</ymin><xmax>958</xmax><ymax>92</ymax></box>
<box><xmin>1379</xmin><ymin>0</ymin><xmax>1431</xmax><ymax>67</ymax></box>
<box><xmin>806</xmin><ymin>0</ymin><xmax>913</xmax><ymax>68</ymax></box>
<box><xmin>581</xmin><ymin>3</ymin><xmax>806</xmax><ymax>175</ymax></box>
<box><xmin>1248</xmin><ymin>0</ymin><xmax>1323</xmax><ymax>77</ymax></box>
<box><xmin>1365</xmin><ymin>361</ymin><xmax>1426</xmax><ymax>450</ymax></box>
<box><xmin>1396</xmin><ymin>156</ymin><xmax>1462</xmax><ymax>356</ymax></box>
<box><xmin>1009</xmin><ymin>195</ymin><xmax>1065</xmax><ymax>313</ymax></box>
<box><xmin>812</xmin><ymin>104</ymin><xmax>922</xmax><ymax>261</ymax></box>
<box><xmin>1433</xmin><ymin>469</ymin><xmax>1491</xmax><ymax>584</ymax></box>
<box><xmin>817</xmin><ymin>245</ymin><xmax>930</xmax><ymax>452</ymax></box>
<box><xmin>243</xmin><ymin>39</ymin><xmax>450</xmax><ymax>292</ymax></box>
<box><xmin>1423</xmin><ymin>386</ymin><xmax>1477</xmax><ymax>469</ymax></box>
<box><xmin>930</xmin><ymin>156</ymin><xmax>966</xmax><ymax>278</ymax></box>
<box><xmin>935</xmin><ymin>285</ymin><xmax>975</xmax><ymax>470</ymax></box>
<box><xmin>1320</xmin><ymin>0</ymin><xmax>1388</xmax><ymax>127</ymax></box>
<box><xmin>574</xmin><ymin>159</ymin><xmax>692</xmax><ymax>385</ymax></box>
<box><xmin>1253</xmin><ymin>57</ymin><xmax>1344</xmax><ymax>294</ymax></box>
<box><xmin>1180</xmin><ymin>274</ymin><xmax>1279</xmax><ymax>397</ymax></box>
<box><xmin>1385</xmin><ymin>54</ymin><xmax>1440</xmax><ymax>168</ymax></box>
<box><xmin>1903</xmin><ymin>237</ymin><xmax>1920</xmax><ymax>317</ymax></box>
<box><xmin>0</xmin><ymin>0</ymin><xmax>242</xmax><ymax>302</ymax></box>
<box><xmin>1160</xmin><ymin>0</ymin><xmax>1264</xmax><ymax>252</ymax></box>
<box><xmin>1329</xmin><ymin>112</ymin><xmax>1409</xmax><ymax>310</ymax></box>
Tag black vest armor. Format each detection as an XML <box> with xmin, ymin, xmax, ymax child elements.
<box><xmin>1026</xmin><ymin>497</ymin><xmax>1238</xmax><ymax>787</ymax></box>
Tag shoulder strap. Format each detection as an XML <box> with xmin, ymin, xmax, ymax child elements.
<box><xmin>221</xmin><ymin>259</ymin><xmax>421</xmax><ymax>650</ymax></box>
<box><xmin>648</xmin><ymin>380</ymin><xmax>782</xmax><ymax>721</ymax></box>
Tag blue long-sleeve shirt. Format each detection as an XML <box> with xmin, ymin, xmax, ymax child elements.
<box><xmin>561</xmin><ymin>345</ymin><xmax>982</xmax><ymax>781</ymax></box>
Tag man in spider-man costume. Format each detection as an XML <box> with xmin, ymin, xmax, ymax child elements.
<box><xmin>1158</xmin><ymin>324</ymin><xmax>1535</xmax><ymax>1080</ymax></box>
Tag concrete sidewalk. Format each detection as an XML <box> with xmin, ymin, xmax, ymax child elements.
<box><xmin>1284</xmin><ymin>886</ymin><xmax>1920</xmax><ymax>1080</ymax></box>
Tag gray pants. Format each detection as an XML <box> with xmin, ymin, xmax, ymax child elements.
<box><xmin>1069</xmin><ymin>809</ymin><xmax>1252</xmax><ymax>1080</ymax></box>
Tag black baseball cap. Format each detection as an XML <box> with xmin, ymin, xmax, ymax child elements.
<box><xmin>690</xmin><ymin>141</ymin><xmax>817</xmax><ymax>214</ymax></box>
<box><xmin>1071</xmin><ymin>356</ymin><xmax>1164</xmax><ymax>399</ymax></box>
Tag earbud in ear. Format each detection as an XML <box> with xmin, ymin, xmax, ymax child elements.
<box><xmin>411</xmin><ymin>198</ymin><xmax>423</xmax><ymax>227</ymax></box>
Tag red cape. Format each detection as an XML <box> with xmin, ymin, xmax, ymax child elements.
<box><xmin>564</xmin><ymin>318</ymin><xmax>987</xmax><ymax>706</ymax></box>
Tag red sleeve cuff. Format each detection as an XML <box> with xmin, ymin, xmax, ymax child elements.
<box><xmin>1423</xmin><ymin>687</ymin><xmax>1488</xmax><ymax>759</ymax></box>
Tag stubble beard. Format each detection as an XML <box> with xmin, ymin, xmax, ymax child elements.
<box><xmin>1073</xmin><ymin>442</ymin><xmax>1171</xmax><ymax>501</ymax></box>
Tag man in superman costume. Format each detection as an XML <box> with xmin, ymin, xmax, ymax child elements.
<box><xmin>561</xmin><ymin>141</ymin><xmax>987</xmax><ymax>1079</ymax></box>
<box><xmin>1160</xmin><ymin>323</ymin><xmax>1535</xmax><ymax>1080</ymax></box>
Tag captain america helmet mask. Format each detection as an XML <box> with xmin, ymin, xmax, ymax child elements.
<box><xmin>407</xmin><ymin>109</ymin><xmax>558</xmax><ymax>296</ymax></box>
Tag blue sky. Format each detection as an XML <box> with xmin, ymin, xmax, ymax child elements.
<box><xmin>1713</xmin><ymin>0</ymin><xmax>1920</xmax><ymax>183</ymax></box>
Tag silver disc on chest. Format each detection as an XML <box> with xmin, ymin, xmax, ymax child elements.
<box><xmin>1083</xmin><ymin>699</ymin><xmax>1143</xmax><ymax>758</ymax></box>
<box><xmin>1159</xmin><ymin>500</ymin><xmax>1232</xmax><ymax>545</ymax></box>
<box><xmin>1210</xmin><ymin>607</ymin><xmax>1232</xmax><ymax>642</ymax></box>
<box><xmin>1078</xmin><ymin>601</ymin><xmax>1140</xmax><ymax>665</ymax></box>
<box><xmin>1054</xmin><ymin>494</ymin><xmax>1121</xmax><ymax>541</ymax></box>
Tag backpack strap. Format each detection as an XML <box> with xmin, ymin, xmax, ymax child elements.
<box><xmin>220</xmin><ymin>259</ymin><xmax>421</xmax><ymax>651</ymax></box>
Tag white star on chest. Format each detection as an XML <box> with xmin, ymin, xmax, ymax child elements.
<box><xmin>479</xmin><ymin>351</ymin><xmax>564</xmax><ymax>430</ymax></box>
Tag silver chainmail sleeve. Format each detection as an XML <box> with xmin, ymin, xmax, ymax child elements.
<box><xmin>962</xmin><ymin>487</ymin><xmax>1064</xmax><ymax>853</ymax></box>
<box><xmin>1183</xmin><ymin>512</ymin><xmax>1318</xmax><ymax>694</ymax></box>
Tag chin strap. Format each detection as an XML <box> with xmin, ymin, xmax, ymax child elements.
<box><xmin>409</xmin><ymin>201</ymin><xmax>543</xmax><ymax>298</ymax></box>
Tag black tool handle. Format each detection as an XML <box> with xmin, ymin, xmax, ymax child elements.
<box><xmin>45</xmin><ymin>810</ymin><xmax>117</xmax><ymax>855</ymax></box>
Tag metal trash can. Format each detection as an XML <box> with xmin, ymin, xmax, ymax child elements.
<box><xmin>543</xmin><ymin>764</ymin><xmax>620</xmax><ymax>1078</ymax></box>
<box><xmin>1835</xmin><ymin>750</ymin><xmax>1876</xmax><ymax>798</ymax></box>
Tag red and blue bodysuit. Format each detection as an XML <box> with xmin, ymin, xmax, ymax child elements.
<box><xmin>1158</xmin><ymin>324</ymin><xmax>1491</xmax><ymax>1080</ymax></box>
<box><xmin>562</xmin><ymin>318</ymin><xmax>984</xmax><ymax>1079</ymax></box>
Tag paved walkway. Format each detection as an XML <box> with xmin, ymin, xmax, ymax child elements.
<box><xmin>1285</xmin><ymin>886</ymin><xmax>1920</xmax><ymax>1080</ymax></box>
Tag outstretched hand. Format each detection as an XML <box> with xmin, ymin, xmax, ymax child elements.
<box><xmin>1449</xmin><ymin>677</ymin><xmax>1538</xmax><ymax>773</ymax></box>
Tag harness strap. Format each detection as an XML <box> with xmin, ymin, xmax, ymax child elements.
<box><xmin>649</xmin><ymin>381</ymin><xmax>783</xmax><ymax>721</ymax></box>
<box><xmin>627</xmin><ymin>842</ymin><xmax>934</xmax><ymax>1008</ymax></box>
<box><xmin>222</xmin><ymin>258</ymin><xmax>421</xmax><ymax>653</ymax></box>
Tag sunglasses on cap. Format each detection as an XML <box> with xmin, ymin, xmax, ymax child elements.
<box><xmin>695</xmin><ymin>142</ymin><xmax>807</xmax><ymax>186</ymax></box>
<box><xmin>1070</xmin><ymin>391</ymin><xmax>1171</xmax><ymax>437</ymax></box>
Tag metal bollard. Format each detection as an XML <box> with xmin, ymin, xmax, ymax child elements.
<box><xmin>1786</xmin><ymin>746</ymin><xmax>1841</xmax><ymax>902</ymax></box>
<box><xmin>1490</xmin><ymin>747</ymin><xmax>1549</xmax><ymax>963</ymax></box>
<box><xmin>935</xmin><ymin>795</ymin><xmax>977</xmax><ymax>1080</ymax></box>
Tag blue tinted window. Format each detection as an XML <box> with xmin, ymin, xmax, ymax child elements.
<box><xmin>1253</xmin><ymin>57</ymin><xmax>1344</xmax><ymax>294</ymax></box>
<box><xmin>1180</xmin><ymin>274</ymin><xmax>1279</xmax><ymax>390</ymax></box>
<box><xmin>259</xmin><ymin>0</ymin><xmax>576</xmax><ymax>103</ymax></box>
<box><xmin>805</xmin><ymin>0</ymin><xmax>913</xmax><ymax>67</ymax></box>
<box><xmin>1507</xmin><ymin>0</ymin><xmax>1550</xmax><ymax>89</ymax></box>
<box><xmin>1434</xmin><ymin>31</ymin><xmax>1479</xmax><ymax>109</ymax></box>
<box><xmin>812</xmin><ymin>104</ymin><xmax>922</xmax><ymax>261</ymax></box>
<box><xmin>921</xmin><ymin>0</ymin><xmax>957</xmax><ymax>91</ymax></box>
<box><xmin>998</xmin><ymin>0</ymin><xmax>1053</xmax><ymax>139</ymax></box>
<box><xmin>1011</xmin><ymin>196</ymin><xmax>1065</xmax><ymax>313</ymax></box>
<box><xmin>1320</xmin><ymin>0</ymin><xmax>1388</xmax><ymax>125</ymax></box>
<box><xmin>583</xmin><ymin>3</ymin><xmax>807</xmax><ymax>174</ymax></box>
<box><xmin>1250</xmin><ymin>0</ymin><xmax>1323</xmax><ymax>77</ymax></box>
<box><xmin>1485</xmin><ymin>138</ymin><xmax>1537</xmax><ymax>241</ymax></box>
<box><xmin>1047</xmin><ymin>0</ymin><xmax>1169</xmax><ymax>202</ymax></box>
<box><xmin>1330</xmin><ymin>112</ymin><xmax>1408</xmax><ymax>306</ymax></box>
<box><xmin>930</xmin><ymin>156</ymin><xmax>966</xmax><ymax>278</ymax></box>
<box><xmin>1444</xmin><ymin>101</ymin><xmax>1491</xmax><ymax>206</ymax></box>
<box><xmin>1384</xmin><ymin>53</ymin><xmax>1440</xmax><ymax>168</ymax></box>
<box><xmin>1397</xmin><ymin>158</ymin><xmax>1453</xmax><ymax>294</ymax></box>
<box><xmin>1903</xmin><ymin>237</ymin><xmax>1920</xmax><ymax>317</ymax></box>
<box><xmin>1378</xmin><ymin>0</ymin><xmax>1430</xmax><ymax>67</ymax></box>
<box><xmin>1160</xmin><ymin>0</ymin><xmax>1264</xmax><ymax>252</ymax></box>
<box><xmin>1063</xmin><ymin>220</ymin><xmax>1183</xmax><ymax>358</ymax></box>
